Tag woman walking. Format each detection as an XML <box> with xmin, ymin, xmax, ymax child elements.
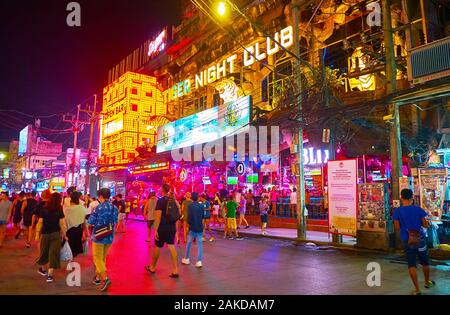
<box><xmin>65</xmin><ymin>191</ymin><xmax>87</xmax><ymax>258</ymax></box>
<box><xmin>12</xmin><ymin>192</ymin><xmax>26</xmax><ymax>239</ymax></box>
<box><xmin>35</xmin><ymin>193</ymin><xmax>67</xmax><ymax>283</ymax></box>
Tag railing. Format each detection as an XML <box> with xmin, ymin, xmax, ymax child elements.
<box><xmin>408</xmin><ymin>36</ymin><xmax>450</xmax><ymax>84</ymax></box>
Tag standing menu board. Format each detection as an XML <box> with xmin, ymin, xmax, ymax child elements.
<box><xmin>328</xmin><ymin>159</ymin><xmax>358</xmax><ymax>236</ymax></box>
<box><xmin>358</xmin><ymin>183</ymin><xmax>389</xmax><ymax>232</ymax></box>
<box><xmin>419</xmin><ymin>168</ymin><xmax>448</xmax><ymax>219</ymax></box>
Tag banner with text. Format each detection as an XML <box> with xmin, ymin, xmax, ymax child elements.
<box><xmin>328</xmin><ymin>159</ymin><xmax>358</xmax><ymax>236</ymax></box>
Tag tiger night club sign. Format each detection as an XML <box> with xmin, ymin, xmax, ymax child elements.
<box><xmin>163</xmin><ymin>25</ymin><xmax>294</xmax><ymax>102</ymax></box>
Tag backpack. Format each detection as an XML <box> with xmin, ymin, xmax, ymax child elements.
<box><xmin>165</xmin><ymin>197</ymin><xmax>180</xmax><ymax>224</ymax></box>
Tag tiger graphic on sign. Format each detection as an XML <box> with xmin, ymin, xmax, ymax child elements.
<box><xmin>214</xmin><ymin>77</ymin><xmax>244</xmax><ymax>104</ymax></box>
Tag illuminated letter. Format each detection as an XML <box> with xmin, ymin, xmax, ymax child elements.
<box><xmin>267</xmin><ymin>33</ymin><xmax>279</xmax><ymax>56</ymax></box>
<box><xmin>177</xmin><ymin>82</ymin><xmax>184</xmax><ymax>98</ymax></box>
<box><xmin>66</xmin><ymin>2</ymin><xmax>81</xmax><ymax>27</ymax></box>
<box><xmin>303</xmin><ymin>148</ymin><xmax>309</xmax><ymax>165</ymax></box>
<box><xmin>280</xmin><ymin>26</ymin><xmax>293</xmax><ymax>49</ymax></box>
<box><xmin>243</xmin><ymin>46</ymin><xmax>255</xmax><ymax>67</ymax></box>
<box><xmin>308</xmin><ymin>147</ymin><xmax>317</xmax><ymax>165</ymax></box>
<box><xmin>317</xmin><ymin>149</ymin><xmax>322</xmax><ymax>164</ymax></box>
<box><xmin>207</xmin><ymin>66</ymin><xmax>217</xmax><ymax>84</ymax></box>
<box><xmin>255</xmin><ymin>42</ymin><xmax>266</xmax><ymax>61</ymax></box>
<box><xmin>324</xmin><ymin>149</ymin><xmax>329</xmax><ymax>163</ymax></box>
<box><xmin>195</xmin><ymin>72</ymin><xmax>204</xmax><ymax>89</ymax></box>
<box><xmin>184</xmin><ymin>79</ymin><xmax>191</xmax><ymax>95</ymax></box>
<box><xmin>172</xmin><ymin>85</ymin><xmax>177</xmax><ymax>100</ymax></box>
<box><xmin>216</xmin><ymin>60</ymin><xmax>227</xmax><ymax>80</ymax></box>
<box><xmin>227</xmin><ymin>54</ymin><xmax>237</xmax><ymax>73</ymax></box>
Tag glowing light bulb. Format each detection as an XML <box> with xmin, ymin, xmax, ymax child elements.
<box><xmin>217</xmin><ymin>2</ymin><xmax>226</xmax><ymax>16</ymax></box>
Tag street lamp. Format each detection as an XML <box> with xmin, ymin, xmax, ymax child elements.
<box><xmin>217</xmin><ymin>2</ymin><xmax>226</xmax><ymax>16</ymax></box>
<box><xmin>0</xmin><ymin>153</ymin><xmax>5</xmax><ymax>161</ymax></box>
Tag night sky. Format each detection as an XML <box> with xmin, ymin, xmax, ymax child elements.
<box><xmin>0</xmin><ymin>0</ymin><xmax>180</xmax><ymax>146</ymax></box>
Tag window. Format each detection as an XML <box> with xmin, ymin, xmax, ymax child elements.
<box><xmin>131</xmin><ymin>104</ymin><xmax>138</xmax><ymax>111</ymax></box>
<box><xmin>131</xmin><ymin>88</ymin><xmax>138</xmax><ymax>95</ymax></box>
<box><xmin>128</xmin><ymin>153</ymin><xmax>135</xmax><ymax>159</ymax></box>
<box><xmin>146</xmin><ymin>91</ymin><xmax>152</xmax><ymax>97</ymax></box>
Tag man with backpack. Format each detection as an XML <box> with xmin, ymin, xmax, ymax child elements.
<box><xmin>145</xmin><ymin>184</ymin><xmax>180</xmax><ymax>278</ymax></box>
<box><xmin>393</xmin><ymin>188</ymin><xmax>435</xmax><ymax>295</ymax></box>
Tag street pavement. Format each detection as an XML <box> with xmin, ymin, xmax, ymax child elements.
<box><xmin>0</xmin><ymin>221</ymin><xmax>448</xmax><ymax>295</ymax></box>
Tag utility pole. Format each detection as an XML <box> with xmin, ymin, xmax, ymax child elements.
<box><xmin>382</xmin><ymin>0</ymin><xmax>402</xmax><ymax>204</ymax></box>
<box><xmin>82</xmin><ymin>94</ymin><xmax>98</xmax><ymax>195</ymax></box>
<box><xmin>293</xmin><ymin>0</ymin><xmax>306</xmax><ymax>240</ymax></box>
<box><xmin>64</xmin><ymin>104</ymin><xmax>83</xmax><ymax>189</ymax></box>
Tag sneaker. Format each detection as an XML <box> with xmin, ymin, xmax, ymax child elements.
<box><xmin>181</xmin><ymin>258</ymin><xmax>190</xmax><ymax>265</ymax></box>
<box><xmin>262</xmin><ymin>232</ymin><xmax>266</xmax><ymax>236</ymax></box>
<box><xmin>100</xmin><ymin>278</ymin><xmax>112</xmax><ymax>292</ymax></box>
<box><xmin>235</xmin><ymin>237</ymin><xmax>244</xmax><ymax>240</ymax></box>
<box><xmin>245</xmin><ymin>225</ymin><xmax>250</xmax><ymax>229</ymax></box>
<box><xmin>195</xmin><ymin>261</ymin><xmax>202</xmax><ymax>268</ymax></box>
<box><xmin>37</xmin><ymin>268</ymin><xmax>47</xmax><ymax>276</ymax></box>
<box><xmin>46</xmin><ymin>276</ymin><xmax>54</xmax><ymax>283</ymax></box>
<box><xmin>228</xmin><ymin>236</ymin><xmax>235</xmax><ymax>240</ymax></box>
<box><xmin>92</xmin><ymin>277</ymin><xmax>101</xmax><ymax>286</ymax></box>
<box><xmin>209</xmin><ymin>237</ymin><xmax>215</xmax><ymax>242</ymax></box>
<box><xmin>425</xmin><ymin>280</ymin><xmax>435</xmax><ymax>289</ymax></box>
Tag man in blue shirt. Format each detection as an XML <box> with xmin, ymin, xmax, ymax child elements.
<box><xmin>182</xmin><ymin>192</ymin><xmax>205</xmax><ymax>268</ymax></box>
<box><xmin>393</xmin><ymin>189</ymin><xmax>435</xmax><ymax>295</ymax></box>
<box><xmin>87</xmin><ymin>188</ymin><xmax>118</xmax><ymax>292</ymax></box>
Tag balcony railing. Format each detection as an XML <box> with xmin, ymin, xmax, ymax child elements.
<box><xmin>408</xmin><ymin>36</ymin><xmax>450</xmax><ymax>84</ymax></box>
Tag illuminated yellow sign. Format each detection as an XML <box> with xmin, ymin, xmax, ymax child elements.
<box><xmin>101</xmin><ymin>72</ymin><xmax>166</xmax><ymax>165</ymax></box>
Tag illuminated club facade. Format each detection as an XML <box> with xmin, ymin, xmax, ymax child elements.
<box><xmin>100</xmin><ymin>72</ymin><xmax>167</xmax><ymax>166</ymax></box>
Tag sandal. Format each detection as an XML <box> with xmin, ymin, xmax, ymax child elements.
<box><xmin>144</xmin><ymin>266</ymin><xmax>155</xmax><ymax>274</ymax></box>
<box><xmin>411</xmin><ymin>290</ymin><xmax>422</xmax><ymax>295</ymax></box>
<box><xmin>169</xmin><ymin>273</ymin><xmax>179</xmax><ymax>278</ymax></box>
<box><xmin>425</xmin><ymin>280</ymin><xmax>435</xmax><ymax>289</ymax></box>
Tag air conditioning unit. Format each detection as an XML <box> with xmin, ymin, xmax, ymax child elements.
<box><xmin>407</xmin><ymin>36</ymin><xmax>450</xmax><ymax>84</ymax></box>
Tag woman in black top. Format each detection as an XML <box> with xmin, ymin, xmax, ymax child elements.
<box><xmin>12</xmin><ymin>192</ymin><xmax>26</xmax><ymax>239</ymax></box>
<box><xmin>35</xmin><ymin>193</ymin><xmax>67</xmax><ymax>283</ymax></box>
<box><xmin>22</xmin><ymin>191</ymin><xmax>38</xmax><ymax>248</ymax></box>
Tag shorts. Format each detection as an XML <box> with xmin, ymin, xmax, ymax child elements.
<box><xmin>240</xmin><ymin>208</ymin><xmax>246</xmax><ymax>216</ymax></box>
<box><xmin>204</xmin><ymin>211</ymin><xmax>211</xmax><ymax>220</ymax></box>
<box><xmin>261</xmin><ymin>214</ymin><xmax>268</xmax><ymax>223</ymax></box>
<box><xmin>403</xmin><ymin>237</ymin><xmax>429</xmax><ymax>268</ymax></box>
<box><xmin>227</xmin><ymin>218</ymin><xmax>237</xmax><ymax>230</ymax></box>
<box><xmin>155</xmin><ymin>229</ymin><xmax>176</xmax><ymax>248</ymax></box>
<box><xmin>147</xmin><ymin>220</ymin><xmax>154</xmax><ymax>229</ymax></box>
<box><xmin>118</xmin><ymin>213</ymin><xmax>126</xmax><ymax>221</ymax></box>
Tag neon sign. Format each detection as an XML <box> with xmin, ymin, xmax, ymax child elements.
<box><xmin>157</xmin><ymin>96</ymin><xmax>251</xmax><ymax>153</ymax></box>
<box><xmin>130</xmin><ymin>162</ymin><xmax>169</xmax><ymax>175</ymax></box>
<box><xmin>163</xmin><ymin>25</ymin><xmax>294</xmax><ymax>102</ymax></box>
<box><xmin>103</xmin><ymin>119</ymin><xmax>123</xmax><ymax>137</ymax></box>
<box><xmin>148</xmin><ymin>29</ymin><xmax>166</xmax><ymax>57</ymax></box>
<box><xmin>303</xmin><ymin>148</ymin><xmax>330</xmax><ymax>166</ymax></box>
